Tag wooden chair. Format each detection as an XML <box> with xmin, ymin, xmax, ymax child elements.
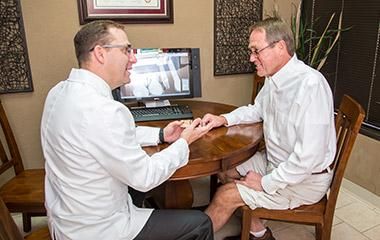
<box><xmin>251</xmin><ymin>73</ymin><xmax>265</xmax><ymax>104</ymax></box>
<box><xmin>0</xmin><ymin>196</ymin><xmax>51</xmax><ymax>240</ymax></box>
<box><xmin>240</xmin><ymin>94</ymin><xmax>365</xmax><ymax>240</ymax></box>
<box><xmin>0</xmin><ymin>99</ymin><xmax>46</xmax><ymax>232</ymax></box>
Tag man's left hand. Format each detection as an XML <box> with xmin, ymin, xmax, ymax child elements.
<box><xmin>234</xmin><ymin>171</ymin><xmax>264</xmax><ymax>191</ymax></box>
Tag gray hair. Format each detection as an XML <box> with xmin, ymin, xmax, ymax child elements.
<box><xmin>249</xmin><ymin>17</ymin><xmax>295</xmax><ymax>56</ymax></box>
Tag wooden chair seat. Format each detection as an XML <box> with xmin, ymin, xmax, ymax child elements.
<box><xmin>0</xmin><ymin>169</ymin><xmax>45</xmax><ymax>212</ymax></box>
<box><xmin>243</xmin><ymin>196</ymin><xmax>327</xmax><ymax>224</ymax></box>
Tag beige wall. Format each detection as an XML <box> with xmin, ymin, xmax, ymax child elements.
<box><xmin>345</xmin><ymin>135</ymin><xmax>380</xmax><ymax>196</ymax></box>
<box><xmin>1</xmin><ymin>0</ymin><xmax>379</xmax><ymax>197</ymax></box>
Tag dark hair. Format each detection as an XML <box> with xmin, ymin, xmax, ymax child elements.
<box><xmin>249</xmin><ymin>17</ymin><xmax>295</xmax><ymax>56</ymax></box>
<box><xmin>74</xmin><ymin>20</ymin><xmax>126</xmax><ymax>66</ymax></box>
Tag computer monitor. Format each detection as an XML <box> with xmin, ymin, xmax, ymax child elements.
<box><xmin>114</xmin><ymin>48</ymin><xmax>201</xmax><ymax>106</ymax></box>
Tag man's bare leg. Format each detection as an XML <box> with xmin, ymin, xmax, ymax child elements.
<box><xmin>214</xmin><ymin>168</ymin><xmax>267</xmax><ymax>234</ymax></box>
<box><xmin>250</xmin><ymin>217</ymin><xmax>266</xmax><ymax>232</ymax></box>
<box><xmin>205</xmin><ymin>182</ymin><xmax>245</xmax><ymax>232</ymax></box>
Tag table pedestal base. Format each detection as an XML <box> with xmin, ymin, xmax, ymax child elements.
<box><xmin>150</xmin><ymin>180</ymin><xmax>194</xmax><ymax>209</ymax></box>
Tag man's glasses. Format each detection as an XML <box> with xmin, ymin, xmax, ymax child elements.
<box><xmin>89</xmin><ymin>44</ymin><xmax>133</xmax><ymax>55</ymax></box>
<box><xmin>250</xmin><ymin>41</ymin><xmax>279</xmax><ymax>57</ymax></box>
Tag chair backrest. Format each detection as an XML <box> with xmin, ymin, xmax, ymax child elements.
<box><xmin>0</xmin><ymin>99</ymin><xmax>24</xmax><ymax>176</ymax></box>
<box><xmin>0</xmin><ymin>196</ymin><xmax>24</xmax><ymax>240</ymax></box>
<box><xmin>325</xmin><ymin>95</ymin><xmax>365</xmax><ymax>221</ymax></box>
<box><xmin>251</xmin><ymin>73</ymin><xmax>265</xmax><ymax>104</ymax></box>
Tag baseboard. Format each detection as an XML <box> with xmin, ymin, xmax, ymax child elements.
<box><xmin>341</xmin><ymin>178</ymin><xmax>380</xmax><ymax>208</ymax></box>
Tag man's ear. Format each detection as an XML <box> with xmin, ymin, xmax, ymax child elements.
<box><xmin>277</xmin><ymin>40</ymin><xmax>289</xmax><ymax>56</ymax></box>
<box><xmin>278</xmin><ymin>40</ymin><xmax>286</xmax><ymax>50</ymax></box>
<box><xmin>92</xmin><ymin>45</ymin><xmax>106</xmax><ymax>64</ymax></box>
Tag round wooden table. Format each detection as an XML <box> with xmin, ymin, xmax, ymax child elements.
<box><xmin>139</xmin><ymin>100</ymin><xmax>263</xmax><ymax>208</ymax></box>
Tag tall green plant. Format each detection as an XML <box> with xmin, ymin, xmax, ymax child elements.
<box><xmin>291</xmin><ymin>2</ymin><xmax>346</xmax><ymax>70</ymax></box>
<box><xmin>271</xmin><ymin>1</ymin><xmax>349</xmax><ymax>71</ymax></box>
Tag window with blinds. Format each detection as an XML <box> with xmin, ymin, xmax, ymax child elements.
<box><xmin>302</xmin><ymin>0</ymin><xmax>380</xmax><ymax>140</ymax></box>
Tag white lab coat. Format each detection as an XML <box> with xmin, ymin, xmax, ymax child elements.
<box><xmin>41</xmin><ymin>68</ymin><xmax>189</xmax><ymax>240</ymax></box>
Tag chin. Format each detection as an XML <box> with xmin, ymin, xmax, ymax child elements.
<box><xmin>256</xmin><ymin>70</ymin><xmax>265</xmax><ymax>77</ymax></box>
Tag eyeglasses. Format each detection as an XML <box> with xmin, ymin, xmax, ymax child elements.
<box><xmin>250</xmin><ymin>41</ymin><xmax>279</xmax><ymax>57</ymax></box>
<box><xmin>89</xmin><ymin>44</ymin><xmax>133</xmax><ymax>55</ymax></box>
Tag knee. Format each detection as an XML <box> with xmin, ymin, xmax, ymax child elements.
<box><xmin>212</xmin><ymin>183</ymin><xmax>240</xmax><ymax>207</ymax></box>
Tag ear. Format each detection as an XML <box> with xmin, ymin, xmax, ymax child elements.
<box><xmin>92</xmin><ymin>45</ymin><xmax>106</xmax><ymax>64</ymax></box>
<box><xmin>278</xmin><ymin>40</ymin><xmax>286</xmax><ymax>50</ymax></box>
<box><xmin>277</xmin><ymin>40</ymin><xmax>289</xmax><ymax>56</ymax></box>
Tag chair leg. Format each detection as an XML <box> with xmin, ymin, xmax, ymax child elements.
<box><xmin>241</xmin><ymin>207</ymin><xmax>252</xmax><ymax>240</ymax></box>
<box><xmin>315</xmin><ymin>224</ymin><xmax>323</xmax><ymax>240</ymax></box>
<box><xmin>321</xmin><ymin>223</ymin><xmax>333</xmax><ymax>240</ymax></box>
<box><xmin>22</xmin><ymin>212</ymin><xmax>32</xmax><ymax>232</ymax></box>
<box><xmin>209</xmin><ymin>174</ymin><xmax>219</xmax><ymax>200</ymax></box>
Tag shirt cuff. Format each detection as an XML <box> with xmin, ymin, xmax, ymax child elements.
<box><xmin>220</xmin><ymin>113</ymin><xmax>235</xmax><ymax>127</ymax></box>
<box><xmin>136</xmin><ymin>126</ymin><xmax>161</xmax><ymax>146</ymax></box>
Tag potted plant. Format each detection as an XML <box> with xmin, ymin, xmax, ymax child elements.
<box><xmin>271</xmin><ymin>0</ymin><xmax>349</xmax><ymax>70</ymax></box>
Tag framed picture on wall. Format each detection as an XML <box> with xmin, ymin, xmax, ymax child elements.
<box><xmin>214</xmin><ymin>0</ymin><xmax>262</xmax><ymax>75</ymax></box>
<box><xmin>77</xmin><ymin>0</ymin><xmax>173</xmax><ymax>24</ymax></box>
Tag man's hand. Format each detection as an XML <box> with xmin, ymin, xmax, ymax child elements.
<box><xmin>201</xmin><ymin>113</ymin><xmax>227</xmax><ymax>129</ymax></box>
<box><xmin>163</xmin><ymin>120</ymin><xmax>185</xmax><ymax>143</ymax></box>
<box><xmin>180</xmin><ymin>118</ymin><xmax>213</xmax><ymax>144</ymax></box>
<box><xmin>234</xmin><ymin>171</ymin><xmax>264</xmax><ymax>191</ymax></box>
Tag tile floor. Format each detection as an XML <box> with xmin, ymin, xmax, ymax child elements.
<box><xmin>13</xmin><ymin>177</ymin><xmax>380</xmax><ymax>240</ymax></box>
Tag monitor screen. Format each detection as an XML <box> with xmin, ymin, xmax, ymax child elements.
<box><xmin>116</xmin><ymin>48</ymin><xmax>201</xmax><ymax>103</ymax></box>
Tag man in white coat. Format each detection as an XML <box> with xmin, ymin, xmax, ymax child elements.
<box><xmin>41</xmin><ymin>20</ymin><xmax>213</xmax><ymax>240</ymax></box>
<box><xmin>202</xmin><ymin>18</ymin><xmax>336</xmax><ymax>240</ymax></box>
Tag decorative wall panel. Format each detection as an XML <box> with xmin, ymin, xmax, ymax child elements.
<box><xmin>0</xmin><ymin>0</ymin><xmax>33</xmax><ymax>93</ymax></box>
<box><xmin>214</xmin><ymin>0</ymin><xmax>262</xmax><ymax>75</ymax></box>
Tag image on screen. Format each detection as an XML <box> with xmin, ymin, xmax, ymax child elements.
<box><xmin>120</xmin><ymin>48</ymin><xmax>192</xmax><ymax>101</ymax></box>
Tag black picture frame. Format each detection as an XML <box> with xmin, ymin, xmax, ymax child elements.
<box><xmin>77</xmin><ymin>0</ymin><xmax>173</xmax><ymax>25</ymax></box>
<box><xmin>214</xmin><ymin>0</ymin><xmax>263</xmax><ymax>75</ymax></box>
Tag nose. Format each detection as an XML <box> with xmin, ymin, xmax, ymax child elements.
<box><xmin>129</xmin><ymin>51</ymin><xmax>137</xmax><ymax>64</ymax></box>
<box><xmin>250</xmin><ymin>53</ymin><xmax>258</xmax><ymax>62</ymax></box>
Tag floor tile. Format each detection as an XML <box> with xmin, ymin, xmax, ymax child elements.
<box><xmin>214</xmin><ymin>213</ymin><xmax>241</xmax><ymax>240</ymax></box>
<box><xmin>12</xmin><ymin>214</ymin><xmax>48</xmax><ymax>236</ymax></box>
<box><xmin>335</xmin><ymin>202</ymin><xmax>380</xmax><ymax>232</ymax></box>
<box><xmin>273</xmin><ymin>224</ymin><xmax>315</xmax><ymax>240</ymax></box>
<box><xmin>336</xmin><ymin>189</ymin><xmax>357</xmax><ymax>209</ymax></box>
<box><xmin>363</xmin><ymin>224</ymin><xmax>380</xmax><ymax>240</ymax></box>
<box><xmin>332</xmin><ymin>222</ymin><xmax>370</xmax><ymax>240</ymax></box>
<box><xmin>333</xmin><ymin>215</ymin><xmax>343</xmax><ymax>226</ymax></box>
<box><xmin>374</xmin><ymin>208</ymin><xmax>380</xmax><ymax>215</ymax></box>
<box><xmin>266</xmin><ymin>220</ymin><xmax>293</xmax><ymax>232</ymax></box>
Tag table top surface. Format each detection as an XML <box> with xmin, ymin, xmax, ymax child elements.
<box><xmin>139</xmin><ymin>100</ymin><xmax>263</xmax><ymax>180</ymax></box>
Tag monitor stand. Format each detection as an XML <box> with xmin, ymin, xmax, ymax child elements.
<box><xmin>144</xmin><ymin>99</ymin><xmax>171</xmax><ymax>108</ymax></box>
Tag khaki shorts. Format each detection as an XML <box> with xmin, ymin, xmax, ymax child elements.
<box><xmin>236</xmin><ymin>151</ymin><xmax>332</xmax><ymax>210</ymax></box>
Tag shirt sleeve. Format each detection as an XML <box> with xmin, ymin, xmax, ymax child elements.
<box><xmin>135</xmin><ymin>126</ymin><xmax>160</xmax><ymax>146</ymax></box>
<box><xmin>222</xmin><ymin>81</ymin><xmax>268</xmax><ymax>126</ymax></box>
<box><xmin>84</xmin><ymin>103</ymin><xmax>189</xmax><ymax>192</ymax></box>
<box><xmin>261</xmin><ymin>82</ymin><xmax>335</xmax><ymax>194</ymax></box>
